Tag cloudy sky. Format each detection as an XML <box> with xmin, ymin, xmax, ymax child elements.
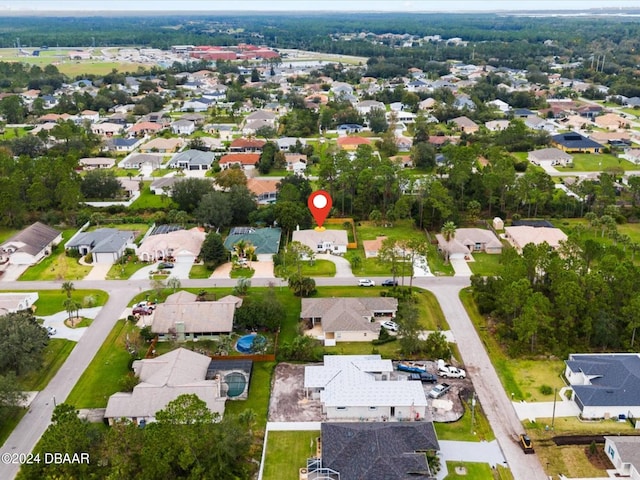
<box><xmin>0</xmin><ymin>0</ymin><xmax>636</xmax><ymax>13</ymax></box>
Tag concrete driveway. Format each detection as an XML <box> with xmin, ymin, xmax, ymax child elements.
<box><xmin>449</xmin><ymin>257</ymin><xmax>472</xmax><ymax>276</ymax></box>
<box><xmin>513</xmin><ymin>398</ymin><xmax>581</xmax><ymax>422</ymax></box>
<box><xmin>129</xmin><ymin>261</ymin><xmax>193</xmax><ymax>280</ymax></box>
<box><xmin>0</xmin><ymin>263</ymin><xmax>29</xmax><ymax>281</ymax></box>
<box><xmin>83</xmin><ymin>263</ymin><xmax>112</xmax><ymax>280</ymax></box>
<box><xmin>38</xmin><ymin>307</ymin><xmax>103</xmax><ymax>342</ymax></box>
<box><xmin>316</xmin><ymin>253</ymin><xmax>353</xmax><ymax>277</ymax></box>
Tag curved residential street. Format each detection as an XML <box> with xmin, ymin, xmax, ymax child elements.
<box><xmin>0</xmin><ymin>276</ymin><xmax>547</xmax><ymax>480</ymax></box>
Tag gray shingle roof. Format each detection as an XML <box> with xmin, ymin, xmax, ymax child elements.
<box><xmin>321</xmin><ymin>422</ymin><xmax>439</xmax><ymax>480</ymax></box>
<box><xmin>1</xmin><ymin>222</ymin><xmax>61</xmax><ymax>256</ymax></box>
<box><xmin>566</xmin><ymin>354</ymin><xmax>640</xmax><ymax>407</ymax></box>
<box><xmin>66</xmin><ymin>228</ymin><xmax>132</xmax><ymax>253</ymax></box>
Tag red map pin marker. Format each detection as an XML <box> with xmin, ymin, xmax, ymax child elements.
<box><xmin>308</xmin><ymin>190</ymin><xmax>332</xmax><ymax>231</ymax></box>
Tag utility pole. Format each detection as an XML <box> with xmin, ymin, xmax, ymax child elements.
<box><xmin>551</xmin><ymin>387</ymin><xmax>557</xmax><ymax>430</ymax></box>
<box><xmin>470</xmin><ymin>392</ymin><xmax>476</xmax><ymax>434</ymax></box>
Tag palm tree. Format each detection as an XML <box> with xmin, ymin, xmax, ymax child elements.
<box><xmin>61</xmin><ymin>281</ymin><xmax>75</xmax><ymax>298</ymax></box>
<box><xmin>441</xmin><ymin>221</ymin><xmax>457</xmax><ymax>264</ymax></box>
<box><xmin>245</xmin><ymin>244</ymin><xmax>256</xmax><ymax>268</ymax></box>
<box><xmin>233</xmin><ymin>240</ymin><xmax>247</xmax><ymax>261</ymax></box>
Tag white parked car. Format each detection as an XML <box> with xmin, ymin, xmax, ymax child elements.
<box><xmin>381</xmin><ymin>320</ymin><xmax>399</xmax><ymax>332</ymax></box>
<box><xmin>358</xmin><ymin>279</ymin><xmax>375</xmax><ymax>287</ymax></box>
<box><xmin>46</xmin><ymin>326</ymin><xmax>57</xmax><ymax>336</ymax></box>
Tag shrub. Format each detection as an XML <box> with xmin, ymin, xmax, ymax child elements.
<box><xmin>539</xmin><ymin>384</ymin><xmax>553</xmax><ymax>396</ymax></box>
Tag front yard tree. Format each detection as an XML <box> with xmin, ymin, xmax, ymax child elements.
<box><xmin>80</xmin><ymin>169</ymin><xmax>121</xmax><ymax>200</ymax></box>
<box><xmin>440</xmin><ymin>221</ymin><xmax>457</xmax><ymax>264</ymax></box>
<box><xmin>288</xmin><ymin>273</ymin><xmax>316</xmax><ymax>297</ymax></box>
<box><xmin>171</xmin><ymin>178</ymin><xmax>213</xmax><ymax>214</ymax></box>
<box><xmin>195</xmin><ymin>191</ymin><xmax>232</xmax><ymax>230</ymax></box>
<box><xmin>368</xmin><ymin>107</ymin><xmax>388</xmax><ymax>134</ymax></box>
<box><xmin>0</xmin><ymin>372</ymin><xmax>26</xmax><ymax>409</ymax></box>
<box><xmin>200</xmin><ymin>232</ymin><xmax>228</xmax><ymax>270</ymax></box>
<box><xmin>0</xmin><ymin>312</ymin><xmax>49</xmax><ymax>376</ymax></box>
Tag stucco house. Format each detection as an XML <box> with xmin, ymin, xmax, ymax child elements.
<box><xmin>565</xmin><ymin>353</ymin><xmax>640</xmax><ymax>420</ymax></box>
<box><xmin>66</xmin><ymin>228</ymin><xmax>135</xmax><ymax>264</ymax></box>
<box><xmin>137</xmin><ymin>227</ymin><xmax>206</xmax><ymax>263</ymax></box>
<box><xmin>292</xmin><ymin>229</ymin><xmax>348</xmax><ymax>255</ymax></box>
<box><xmin>168</xmin><ymin>149</ymin><xmax>215</xmax><ymax>171</ymax></box>
<box><xmin>504</xmin><ymin>225</ymin><xmax>568</xmax><ymax>253</ymax></box>
<box><xmin>362</xmin><ymin>236</ymin><xmax>387</xmax><ymax>258</ymax></box>
<box><xmin>551</xmin><ymin>132</ymin><xmax>603</xmax><ymax>153</ymax></box>
<box><xmin>304</xmin><ymin>355</ymin><xmax>428</xmax><ymax>421</ymax></box>
<box><xmin>301</xmin><ymin>297</ymin><xmax>398</xmax><ymax>345</ymax></box>
<box><xmin>104</xmin><ymin>348</ymin><xmax>226</xmax><ymax>426</ymax></box>
<box><xmin>78</xmin><ymin>157</ymin><xmax>116</xmax><ymax>170</ymax></box>
<box><xmin>0</xmin><ymin>222</ymin><xmax>62</xmax><ymax>266</ymax></box>
<box><xmin>449</xmin><ymin>116</ymin><xmax>479</xmax><ymax>134</ymax></box>
<box><xmin>604</xmin><ymin>436</ymin><xmax>640</xmax><ymax>480</ymax></box>
<box><xmin>218</xmin><ymin>153</ymin><xmax>260</xmax><ymax>171</ymax></box>
<box><xmin>223</xmin><ymin>227</ymin><xmax>282</xmax><ymax>255</ymax></box>
<box><xmin>170</xmin><ymin>119</ymin><xmax>196</xmax><ymax>135</ymax></box>
<box><xmin>528</xmin><ymin>148</ymin><xmax>573</xmax><ymax>167</ymax></box>
<box><xmin>151</xmin><ymin>291</ymin><xmax>242</xmax><ymax>342</ymax></box>
<box><xmin>436</xmin><ymin>228</ymin><xmax>503</xmax><ymax>260</ymax></box>
<box><xmin>315</xmin><ymin>422</ymin><xmax>440</xmax><ymax>480</ymax></box>
<box><xmin>0</xmin><ymin>292</ymin><xmax>39</xmax><ymax>313</ymax></box>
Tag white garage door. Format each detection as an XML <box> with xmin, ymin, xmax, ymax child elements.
<box><xmin>175</xmin><ymin>254</ymin><xmax>196</xmax><ymax>264</ymax></box>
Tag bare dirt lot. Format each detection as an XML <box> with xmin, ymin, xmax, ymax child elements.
<box><xmin>268</xmin><ymin>361</ymin><xmax>471</xmax><ymax>423</ymax></box>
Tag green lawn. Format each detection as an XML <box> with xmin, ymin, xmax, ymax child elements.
<box><xmin>34</xmin><ymin>290</ymin><xmax>108</xmax><ymax>316</ymax></box>
<box><xmin>556</xmin><ymin>153</ymin><xmax>639</xmax><ymax>172</ymax></box>
<box><xmin>444</xmin><ymin>462</ymin><xmax>494</xmax><ymax>480</ymax></box>
<box><xmin>0</xmin><ymin>408</ymin><xmax>27</xmax><ymax>447</ymax></box>
<box><xmin>189</xmin><ymin>264</ymin><xmax>212</xmax><ymax>279</ymax></box>
<box><xmin>129</xmin><ymin>185</ymin><xmax>176</xmax><ymax>210</ymax></box>
<box><xmin>434</xmin><ymin>397</ymin><xmax>495</xmax><ymax>442</ymax></box>
<box><xmin>105</xmin><ymin>259</ymin><xmax>150</xmax><ymax>280</ymax></box>
<box><xmin>0</xmin><ymin>226</ymin><xmax>18</xmax><ymax>242</ymax></box>
<box><xmin>19</xmin><ymin>253</ymin><xmax>92</xmax><ymax>281</ymax></box>
<box><xmin>230</xmin><ymin>267</ymin><xmax>255</xmax><ymax>278</ymax></box>
<box><xmin>19</xmin><ymin>339</ymin><xmax>76</xmax><ymax>391</ymax></box>
<box><xmin>467</xmin><ymin>252</ymin><xmax>506</xmax><ymax>276</ymax></box>
<box><xmin>300</xmin><ymin>259</ymin><xmax>336</xmax><ymax>277</ymax></box>
<box><xmin>323</xmin><ymin>340</ymin><xmax>399</xmax><ymax>357</ymax></box>
<box><xmin>262</xmin><ymin>430</ymin><xmax>319</xmax><ymax>480</ymax></box>
<box><xmin>65</xmin><ymin>320</ymin><xmax>141</xmax><ymax>408</ymax></box>
<box><xmin>222</xmin><ymin>362</ymin><xmax>275</xmax><ymax>430</ymax></box>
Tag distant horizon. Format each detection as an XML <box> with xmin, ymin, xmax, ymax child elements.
<box><xmin>1</xmin><ymin>0</ymin><xmax>639</xmax><ymax>14</ymax></box>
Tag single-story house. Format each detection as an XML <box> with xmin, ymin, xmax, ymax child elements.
<box><xmin>150</xmin><ymin>177</ymin><xmax>182</xmax><ymax>196</ymax></box>
<box><xmin>168</xmin><ymin>149</ymin><xmax>215</xmax><ymax>170</ymax></box>
<box><xmin>276</xmin><ymin>137</ymin><xmax>306</xmax><ymax>151</ymax></box>
<box><xmin>170</xmin><ymin>119</ymin><xmax>196</xmax><ymax>135</ymax></box>
<box><xmin>0</xmin><ymin>292</ymin><xmax>39</xmax><ymax>313</ymax></box>
<box><xmin>551</xmin><ymin>132</ymin><xmax>603</xmax><ymax>153</ymax></box>
<box><xmin>128</xmin><ymin>121</ymin><xmax>164</xmax><ymax>136</ymax></box>
<box><xmin>449</xmin><ymin>116</ymin><xmax>479</xmax><ymax>134</ymax></box>
<box><xmin>528</xmin><ymin>148</ymin><xmax>573</xmax><ymax>167</ymax></box>
<box><xmin>292</xmin><ymin>229</ymin><xmax>348</xmax><ymax>255</ymax></box>
<box><xmin>362</xmin><ymin>236</ymin><xmax>387</xmax><ymax>258</ymax></box>
<box><xmin>229</xmin><ymin>138</ymin><xmax>265</xmax><ymax>153</ymax></box>
<box><xmin>246</xmin><ymin>178</ymin><xmax>278</xmax><ymax>205</ymax></box>
<box><xmin>104</xmin><ymin>348</ymin><xmax>226</xmax><ymax>425</ymax></box>
<box><xmin>91</xmin><ymin>122</ymin><xmax>124</xmax><ymax>137</ymax></box>
<box><xmin>105</xmin><ymin>137</ymin><xmax>142</xmax><ymax>153</ymax></box>
<box><xmin>485</xmin><ymin>119</ymin><xmax>510</xmax><ymax>132</ymax></box>
<box><xmin>623</xmin><ymin>149</ymin><xmax>640</xmax><ymax>165</ymax></box>
<box><xmin>121</xmin><ymin>153</ymin><xmax>164</xmax><ymax>170</ymax></box>
<box><xmin>504</xmin><ymin>225</ymin><xmax>568</xmax><ymax>253</ymax></box>
<box><xmin>565</xmin><ymin>353</ymin><xmax>640</xmax><ymax>420</ymax></box>
<box><xmin>218</xmin><ymin>153</ymin><xmax>260</xmax><ymax>171</ymax></box>
<box><xmin>223</xmin><ymin>227</ymin><xmax>282</xmax><ymax>255</ymax></box>
<box><xmin>336</xmin><ymin>136</ymin><xmax>372</xmax><ymax>151</ymax></box>
<box><xmin>604</xmin><ymin>436</ymin><xmax>640</xmax><ymax>480</ymax></box>
<box><xmin>301</xmin><ymin>297</ymin><xmax>398</xmax><ymax>344</ymax></box>
<box><xmin>0</xmin><ymin>222</ymin><xmax>62</xmax><ymax>266</ymax></box>
<box><xmin>66</xmin><ymin>228</ymin><xmax>135</xmax><ymax>264</ymax></box>
<box><xmin>151</xmin><ymin>291</ymin><xmax>242</xmax><ymax>341</ymax></box>
<box><xmin>78</xmin><ymin>157</ymin><xmax>116</xmax><ymax>170</ymax></box>
<box><xmin>594</xmin><ymin>113</ymin><xmax>627</xmax><ymax>130</ymax></box>
<box><xmin>317</xmin><ymin>422</ymin><xmax>440</xmax><ymax>480</ymax></box>
<box><xmin>284</xmin><ymin>153</ymin><xmax>307</xmax><ymax>175</ymax></box>
<box><xmin>182</xmin><ymin>97</ymin><xmax>215</xmax><ymax>112</ymax></box>
<box><xmin>243</xmin><ymin>110</ymin><xmax>277</xmax><ymax>126</ymax></box>
<box><xmin>137</xmin><ymin>227</ymin><xmax>206</xmax><ymax>263</ymax></box>
<box><xmin>304</xmin><ymin>355</ymin><xmax>428</xmax><ymax>421</ymax></box>
<box><xmin>436</xmin><ymin>228</ymin><xmax>503</xmax><ymax>259</ymax></box>
<box><xmin>139</xmin><ymin>137</ymin><xmax>184</xmax><ymax>153</ymax></box>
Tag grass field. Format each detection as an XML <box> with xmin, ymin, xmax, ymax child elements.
<box><xmin>129</xmin><ymin>184</ymin><xmax>176</xmax><ymax>210</ymax></box>
<box><xmin>0</xmin><ymin>408</ymin><xmax>27</xmax><ymax>447</ymax></box>
<box><xmin>19</xmin><ymin>339</ymin><xmax>76</xmax><ymax>391</ymax></box>
<box><xmin>33</xmin><ymin>289</ymin><xmax>108</xmax><ymax>316</ymax></box>
<box><xmin>444</xmin><ymin>462</ymin><xmax>494</xmax><ymax>480</ymax></box>
<box><xmin>65</xmin><ymin>320</ymin><xmax>140</xmax><ymax>408</ymax></box>
<box><xmin>435</xmin><ymin>398</ymin><xmax>495</xmax><ymax>442</ymax></box>
<box><xmin>0</xmin><ymin>227</ymin><xmax>18</xmax><ymax>243</ymax></box>
<box><xmin>189</xmin><ymin>264</ymin><xmax>211</xmax><ymax>279</ymax></box>
<box><xmin>467</xmin><ymin>252</ymin><xmax>506</xmax><ymax>277</ymax></box>
<box><xmin>555</xmin><ymin>153</ymin><xmax>639</xmax><ymax>172</ymax></box>
<box><xmin>300</xmin><ymin>259</ymin><xmax>336</xmax><ymax>277</ymax></box>
<box><xmin>262</xmin><ymin>430</ymin><xmax>319</xmax><ymax>480</ymax></box>
<box><xmin>223</xmin><ymin>362</ymin><xmax>275</xmax><ymax>430</ymax></box>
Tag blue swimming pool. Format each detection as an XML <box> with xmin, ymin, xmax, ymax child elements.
<box><xmin>236</xmin><ymin>334</ymin><xmax>262</xmax><ymax>353</ymax></box>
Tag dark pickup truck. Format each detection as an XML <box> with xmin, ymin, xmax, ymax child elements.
<box><xmin>408</xmin><ymin>372</ymin><xmax>438</xmax><ymax>383</ymax></box>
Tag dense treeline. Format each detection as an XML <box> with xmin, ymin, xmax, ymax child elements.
<box><xmin>471</xmin><ymin>237</ymin><xmax>640</xmax><ymax>356</ymax></box>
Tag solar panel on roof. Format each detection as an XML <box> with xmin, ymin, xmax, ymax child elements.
<box><xmin>150</xmin><ymin>224</ymin><xmax>184</xmax><ymax>236</ymax></box>
<box><xmin>229</xmin><ymin>227</ymin><xmax>256</xmax><ymax>235</ymax></box>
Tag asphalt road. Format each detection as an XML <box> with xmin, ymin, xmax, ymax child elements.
<box><xmin>0</xmin><ymin>275</ymin><xmax>547</xmax><ymax>480</ymax></box>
